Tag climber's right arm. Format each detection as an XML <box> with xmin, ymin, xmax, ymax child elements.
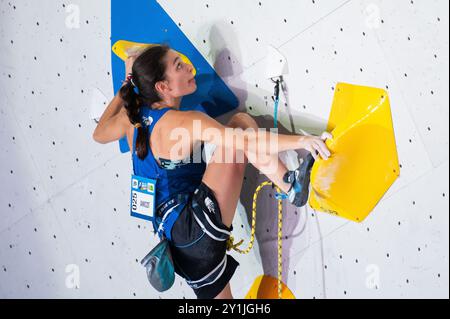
<box><xmin>181</xmin><ymin>111</ymin><xmax>317</xmax><ymax>156</ymax></box>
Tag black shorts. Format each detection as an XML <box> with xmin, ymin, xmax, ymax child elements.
<box><xmin>169</xmin><ymin>182</ymin><xmax>240</xmax><ymax>299</ymax></box>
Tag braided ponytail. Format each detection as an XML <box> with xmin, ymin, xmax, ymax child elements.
<box><xmin>119</xmin><ymin>80</ymin><xmax>148</xmax><ymax>160</ymax></box>
<box><xmin>118</xmin><ymin>44</ymin><xmax>171</xmax><ymax>160</ymax></box>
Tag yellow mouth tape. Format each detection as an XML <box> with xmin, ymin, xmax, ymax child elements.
<box><xmin>112</xmin><ymin>40</ymin><xmax>197</xmax><ymax>76</ymax></box>
<box><xmin>309</xmin><ymin>83</ymin><xmax>400</xmax><ymax>222</ymax></box>
<box><xmin>245</xmin><ymin>275</ymin><xmax>296</xmax><ymax>299</ymax></box>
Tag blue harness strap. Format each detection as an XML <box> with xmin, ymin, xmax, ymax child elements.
<box><xmin>154</xmin><ymin>193</ymin><xmax>190</xmax><ymax>241</ymax></box>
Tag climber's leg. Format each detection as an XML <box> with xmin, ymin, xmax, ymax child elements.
<box><xmin>202</xmin><ymin>113</ymin><xmax>293</xmax><ymax>228</ymax></box>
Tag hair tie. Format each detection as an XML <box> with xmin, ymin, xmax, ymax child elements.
<box><xmin>134</xmin><ymin>123</ymin><xmax>142</xmax><ymax>129</ymax></box>
<box><xmin>126</xmin><ymin>73</ymin><xmax>133</xmax><ymax>84</ymax></box>
<box><xmin>126</xmin><ymin>73</ymin><xmax>140</xmax><ymax>95</ymax></box>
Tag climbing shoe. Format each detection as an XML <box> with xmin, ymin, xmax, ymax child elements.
<box><xmin>282</xmin><ymin>154</ymin><xmax>316</xmax><ymax>207</ymax></box>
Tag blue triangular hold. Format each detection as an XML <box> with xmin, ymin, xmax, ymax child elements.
<box><xmin>111</xmin><ymin>0</ymin><xmax>239</xmax><ymax>153</ymax></box>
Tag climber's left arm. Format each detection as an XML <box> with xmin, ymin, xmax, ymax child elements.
<box><xmin>92</xmin><ymin>94</ymin><xmax>129</xmax><ymax>144</ymax></box>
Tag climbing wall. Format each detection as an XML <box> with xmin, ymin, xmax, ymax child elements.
<box><xmin>0</xmin><ymin>0</ymin><xmax>448</xmax><ymax>299</ymax></box>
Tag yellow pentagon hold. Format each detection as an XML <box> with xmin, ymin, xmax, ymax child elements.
<box><xmin>309</xmin><ymin>83</ymin><xmax>400</xmax><ymax>222</ymax></box>
<box><xmin>245</xmin><ymin>275</ymin><xmax>296</xmax><ymax>299</ymax></box>
<box><xmin>112</xmin><ymin>40</ymin><xmax>197</xmax><ymax>76</ymax></box>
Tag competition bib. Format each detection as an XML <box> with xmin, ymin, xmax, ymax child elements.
<box><xmin>130</xmin><ymin>174</ymin><xmax>156</xmax><ymax>221</ymax></box>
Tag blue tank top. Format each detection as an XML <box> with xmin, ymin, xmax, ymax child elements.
<box><xmin>131</xmin><ymin>104</ymin><xmax>208</xmax><ymax>223</ymax></box>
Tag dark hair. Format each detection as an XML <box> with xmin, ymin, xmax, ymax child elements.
<box><xmin>119</xmin><ymin>44</ymin><xmax>171</xmax><ymax>160</ymax></box>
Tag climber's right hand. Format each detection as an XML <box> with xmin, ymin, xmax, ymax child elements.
<box><xmin>300</xmin><ymin>132</ymin><xmax>333</xmax><ymax>160</ymax></box>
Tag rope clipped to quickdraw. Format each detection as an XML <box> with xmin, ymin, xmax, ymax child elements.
<box><xmin>273</xmin><ymin>78</ymin><xmax>281</xmax><ymax>128</ymax></box>
<box><xmin>227</xmin><ymin>181</ymin><xmax>288</xmax><ymax>299</ymax></box>
<box><xmin>226</xmin><ymin>77</ymin><xmax>289</xmax><ymax>298</ymax></box>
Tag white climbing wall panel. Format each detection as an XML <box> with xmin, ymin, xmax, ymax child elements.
<box><xmin>0</xmin><ymin>0</ymin><xmax>448</xmax><ymax>299</ymax></box>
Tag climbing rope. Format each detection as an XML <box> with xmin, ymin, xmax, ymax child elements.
<box><xmin>227</xmin><ymin>181</ymin><xmax>287</xmax><ymax>299</ymax></box>
<box><xmin>226</xmin><ymin>76</ymin><xmax>288</xmax><ymax>299</ymax></box>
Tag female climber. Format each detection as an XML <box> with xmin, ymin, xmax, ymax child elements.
<box><xmin>93</xmin><ymin>44</ymin><xmax>332</xmax><ymax>299</ymax></box>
